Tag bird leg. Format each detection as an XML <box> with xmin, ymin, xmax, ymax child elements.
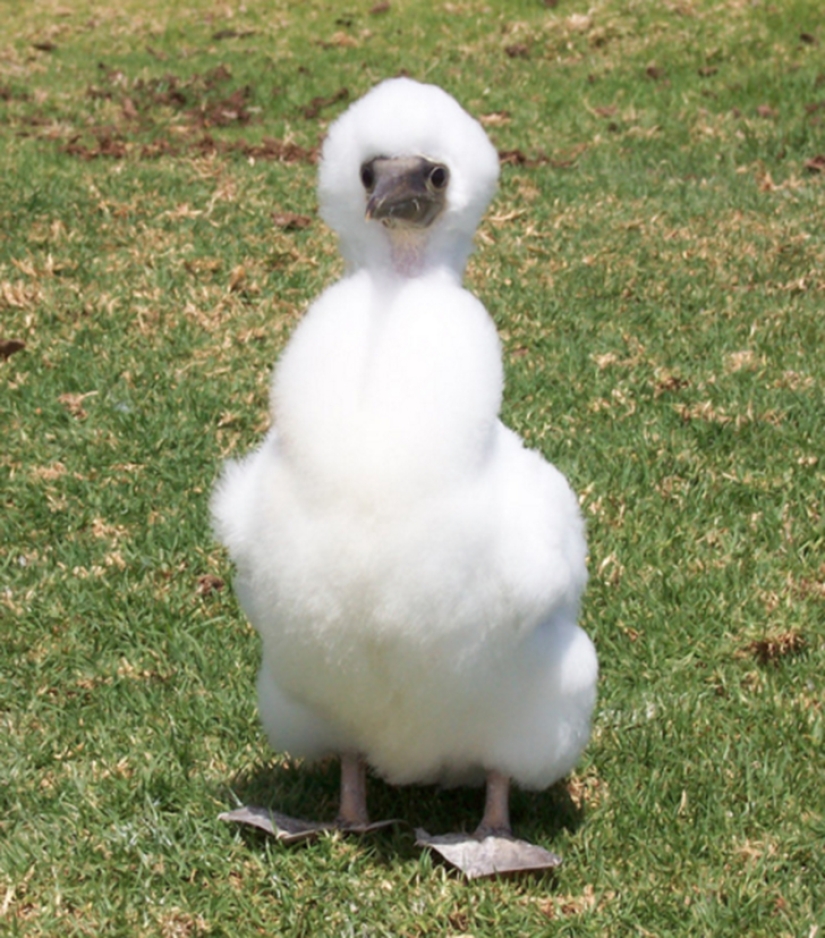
<box><xmin>337</xmin><ymin>752</ymin><xmax>369</xmax><ymax>828</ymax></box>
<box><xmin>221</xmin><ymin>750</ymin><xmax>401</xmax><ymax>842</ymax></box>
<box><xmin>417</xmin><ymin>768</ymin><xmax>561</xmax><ymax>877</ymax></box>
<box><xmin>476</xmin><ymin>769</ymin><xmax>511</xmax><ymax>837</ymax></box>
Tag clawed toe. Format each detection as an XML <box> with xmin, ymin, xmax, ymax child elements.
<box><xmin>220</xmin><ymin>805</ymin><xmax>398</xmax><ymax>843</ymax></box>
<box><xmin>219</xmin><ymin>806</ymin><xmax>335</xmax><ymax>844</ymax></box>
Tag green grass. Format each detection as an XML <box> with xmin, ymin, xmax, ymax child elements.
<box><xmin>1</xmin><ymin>0</ymin><xmax>823</xmax><ymax>935</ymax></box>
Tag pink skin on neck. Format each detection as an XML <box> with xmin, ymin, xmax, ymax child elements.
<box><xmin>386</xmin><ymin>226</ymin><xmax>431</xmax><ymax>278</ymax></box>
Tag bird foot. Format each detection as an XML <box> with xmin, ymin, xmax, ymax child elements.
<box><xmin>219</xmin><ymin>805</ymin><xmax>398</xmax><ymax>845</ymax></box>
<box><xmin>415</xmin><ymin>828</ymin><xmax>562</xmax><ymax>880</ymax></box>
<box><xmin>221</xmin><ymin>808</ymin><xmax>561</xmax><ymax>877</ymax></box>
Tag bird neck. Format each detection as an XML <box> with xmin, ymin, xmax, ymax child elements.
<box><xmin>387</xmin><ymin>228</ymin><xmax>429</xmax><ymax>277</ymax></box>
<box><xmin>341</xmin><ymin>220</ymin><xmax>472</xmax><ymax>283</ymax></box>
<box><xmin>379</xmin><ymin>225</ymin><xmax>467</xmax><ymax>283</ymax></box>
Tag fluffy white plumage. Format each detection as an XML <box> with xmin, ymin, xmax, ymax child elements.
<box><xmin>212</xmin><ymin>78</ymin><xmax>597</xmax><ymax>801</ymax></box>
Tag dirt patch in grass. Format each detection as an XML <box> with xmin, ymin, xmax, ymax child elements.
<box><xmin>8</xmin><ymin>60</ymin><xmax>320</xmax><ymax>164</ymax></box>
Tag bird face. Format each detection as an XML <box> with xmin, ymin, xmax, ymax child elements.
<box><xmin>318</xmin><ymin>78</ymin><xmax>499</xmax><ymax>274</ymax></box>
<box><xmin>361</xmin><ymin>156</ymin><xmax>450</xmax><ymax>230</ymax></box>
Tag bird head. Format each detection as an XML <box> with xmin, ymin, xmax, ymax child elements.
<box><xmin>318</xmin><ymin>78</ymin><xmax>500</xmax><ymax>277</ymax></box>
<box><xmin>362</xmin><ymin>155</ymin><xmax>450</xmax><ymax>230</ymax></box>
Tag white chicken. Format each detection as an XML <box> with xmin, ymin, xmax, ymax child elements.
<box><xmin>213</xmin><ymin>78</ymin><xmax>598</xmax><ymax>874</ymax></box>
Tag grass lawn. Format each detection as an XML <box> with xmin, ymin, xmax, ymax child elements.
<box><xmin>1</xmin><ymin>0</ymin><xmax>823</xmax><ymax>935</ymax></box>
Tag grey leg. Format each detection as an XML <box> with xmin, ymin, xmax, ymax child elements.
<box><xmin>337</xmin><ymin>752</ymin><xmax>369</xmax><ymax>827</ymax></box>
<box><xmin>476</xmin><ymin>769</ymin><xmax>512</xmax><ymax>836</ymax></box>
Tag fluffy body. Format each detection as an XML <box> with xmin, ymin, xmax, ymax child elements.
<box><xmin>212</xmin><ymin>78</ymin><xmax>597</xmax><ymax>792</ymax></box>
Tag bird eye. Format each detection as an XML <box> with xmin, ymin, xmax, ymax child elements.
<box><xmin>428</xmin><ymin>165</ymin><xmax>449</xmax><ymax>190</ymax></box>
<box><xmin>360</xmin><ymin>163</ymin><xmax>376</xmax><ymax>191</ymax></box>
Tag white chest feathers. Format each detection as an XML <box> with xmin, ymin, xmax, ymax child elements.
<box><xmin>272</xmin><ymin>269</ymin><xmax>503</xmax><ymax>503</ymax></box>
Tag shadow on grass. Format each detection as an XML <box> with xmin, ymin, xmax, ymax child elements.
<box><xmin>218</xmin><ymin>757</ymin><xmax>585</xmax><ymax>864</ymax></box>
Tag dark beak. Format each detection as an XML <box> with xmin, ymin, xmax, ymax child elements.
<box><xmin>364</xmin><ymin>156</ymin><xmax>449</xmax><ymax>229</ymax></box>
